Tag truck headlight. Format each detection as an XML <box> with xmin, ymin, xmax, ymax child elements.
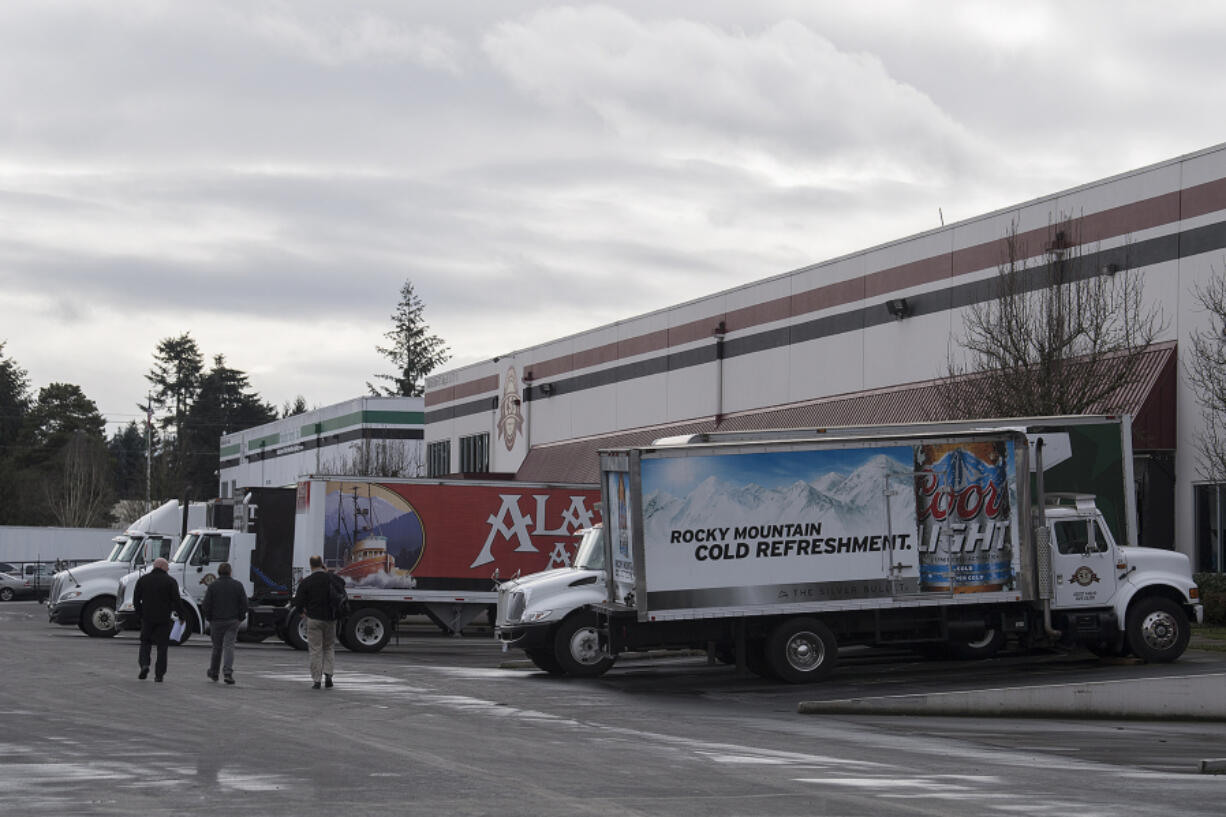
<box><xmin>58</xmin><ymin>590</ymin><xmax>82</xmax><ymax>602</ymax></box>
<box><xmin>521</xmin><ymin>610</ymin><xmax>553</xmax><ymax>623</ymax></box>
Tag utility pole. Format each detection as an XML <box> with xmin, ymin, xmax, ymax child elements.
<box><xmin>145</xmin><ymin>394</ymin><xmax>152</xmax><ymax>514</ymax></box>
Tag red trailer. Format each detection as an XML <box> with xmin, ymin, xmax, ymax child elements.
<box><xmin>291</xmin><ymin>477</ymin><xmax>601</xmax><ymax>651</ymax></box>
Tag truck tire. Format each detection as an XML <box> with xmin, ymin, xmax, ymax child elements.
<box><xmin>343</xmin><ymin>608</ymin><xmax>392</xmax><ymax>653</ymax></box>
<box><xmin>525</xmin><ymin>648</ymin><xmax>566</xmax><ymax>675</ymax></box>
<box><xmin>284</xmin><ymin>610</ymin><xmax>309</xmax><ymax>651</ymax></box>
<box><xmin>1126</xmin><ymin>596</ymin><xmax>1189</xmax><ymax>663</ymax></box>
<box><xmin>765</xmin><ymin>617</ymin><xmax>837</xmax><ymax>683</ymax></box>
<box><xmin>553</xmin><ymin>611</ymin><xmax>615</xmax><ymax>678</ymax></box>
<box><xmin>80</xmin><ymin>597</ymin><xmax>118</xmax><ymax>638</ymax></box>
<box><xmin>946</xmin><ymin>627</ymin><xmax>1005</xmax><ymax>660</ymax></box>
<box><xmin>336</xmin><ymin>622</ymin><xmax>354</xmax><ymax>651</ymax></box>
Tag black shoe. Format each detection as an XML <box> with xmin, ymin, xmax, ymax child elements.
<box><xmin>155</xmin><ymin>676</ymin><xmax>164</xmax><ymax>682</ymax></box>
<box><xmin>324</xmin><ymin>675</ymin><xmax>333</xmax><ymax>689</ymax></box>
<box><xmin>223</xmin><ymin>675</ymin><xmax>235</xmax><ymax>685</ymax></box>
<box><xmin>312</xmin><ymin>681</ymin><xmax>321</xmax><ymax>689</ymax></box>
<box><xmin>139</xmin><ymin>667</ymin><xmax>149</xmax><ymax>680</ymax></box>
<box><xmin>207</xmin><ymin>672</ymin><xmax>219</xmax><ymax>682</ymax></box>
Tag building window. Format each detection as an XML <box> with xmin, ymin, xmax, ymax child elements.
<box><xmin>459</xmin><ymin>432</ymin><xmax>490</xmax><ymax>473</ymax></box>
<box><xmin>427</xmin><ymin>440</ymin><xmax>451</xmax><ymax>478</ymax></box>
<box><xmin>1195</xmin><ymin>483</ymin><xmax>1226</xmax><ymax>573</ymax></box>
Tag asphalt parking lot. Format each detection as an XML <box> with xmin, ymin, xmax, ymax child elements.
<box><xmin>5</xmin><ymin>600</ymin><xmax>1226</xmax><ymax>817</ymax></box>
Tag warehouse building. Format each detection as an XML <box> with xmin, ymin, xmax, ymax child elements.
<box><xmin>424</xmin><ymin>143</ymin><xmax>1226</xmax><ymax>571</ymax></box>
<box><xmin>218</xmin><ymin>396</ymin><xmax>424</xmax><ymax>494</ymax></box>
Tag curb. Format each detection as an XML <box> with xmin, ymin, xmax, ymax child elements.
<box><xmin>798</xmin><ymin>672</ymin><xmax>1226</xmax><ymax>721</ymax></box>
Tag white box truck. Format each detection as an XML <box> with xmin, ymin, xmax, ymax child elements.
<box><xmin>495</xmin><ymin>419</ymin><xmax>1202</xmax><ymax>682</ymax></box>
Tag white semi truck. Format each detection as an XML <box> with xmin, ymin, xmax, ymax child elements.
<box><xmin>495</xmin><ymin>418</ymin><xmax>1202</xmax><ymax>682</ymax></box>
<box><xmin>46</xmin><ymin>501</ymin><xmax>206</xmax><ymax>637</ymax></box>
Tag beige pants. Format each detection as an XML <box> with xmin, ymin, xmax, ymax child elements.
<box><xmin>306</xmin><ymin>617</ymin><xmax>336</xmax><ymax>682</ymax></box>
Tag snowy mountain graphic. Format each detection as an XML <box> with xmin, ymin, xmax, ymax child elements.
<box><xmin>643</xmin><ymin>453</ymin><xmax>915</xmax><ymax>541</ymax></box>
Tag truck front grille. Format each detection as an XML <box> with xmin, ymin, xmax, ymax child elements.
<box><xmin>502</xmin><ymin>591</ymin><xmax>525</xmax><ymax>624</ymax></box>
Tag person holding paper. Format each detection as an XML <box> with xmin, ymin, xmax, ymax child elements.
<box><xmin>133</xmin><ymin>557</ymin><xmax>186</xmax><ymax>682</ymax></box>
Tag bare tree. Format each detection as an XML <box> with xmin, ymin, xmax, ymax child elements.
<box><xmin>1187</xmin><ymin>263</ymin><xmax>1226</xmax><ymax>480</ymax></box>
<box><xmin>941</xmin><ymin>214</ymin><xmax>1164</xmax><ymax>418</ymax></box>
<box><xmin>112</xmin><ymin>498</ymin><xmax>154</xmax><ymax>528</ymax></box>
<box><xmin>320</xmin><ymin>439</ymin><xmax>425</xmax><ymax>479</ymax></box>
<box><xmin>44</xmin><ymin>431</ymin><xmax>114</xmax><ymax>527</ymax></box>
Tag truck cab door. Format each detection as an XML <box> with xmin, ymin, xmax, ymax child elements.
<box><xmin>182</xmin><ymin>534</ymin><xmax>232</xmax><ymax>602</ymax></box>
<box><xmin>1050</xmin><ymin>516</ymin><xmax>1119</xmax><ymax>609</ymax></box>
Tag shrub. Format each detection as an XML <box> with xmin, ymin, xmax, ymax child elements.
<box><xmin>1194</xmin><ymin>572</ymin><xmax>1226</xmax><ymax>626</ymax></box>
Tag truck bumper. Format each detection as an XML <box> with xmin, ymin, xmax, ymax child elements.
<box><xmin>495</xmin><ymin>623</ymin><xmax>554</xmax><ymax>651</ymax></box>
<box><xmin>1193</xmin><ymin>603</ymin><xmax>1204</xmax><ymax>625</ymax></box>
<box><xmin>48</xmin><ymin>600</ymin><xmax>85</xmax><ymax>625</ymax></box>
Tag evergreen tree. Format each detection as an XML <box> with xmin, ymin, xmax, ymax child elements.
<box><xmin>0</xmin><ymin>343</ymin><xmax>31</xmax><ymax>524</ymax></box>
<box><xmin>369</xmin><ymin>280</ymin><xmax>450</xmax><ymax>397</ymax></box>
<box><xmin>109</xmin><ymin>420</ymin><xmax>148</xmax><ymax>500</ymax></box>
<box><xmin>12</xmin><ymin>383</ymin><xmax>110</xmax><ymax>525</ymax></box>
<box><xmin>183</xmin><ymin>355</ymin><xmax>277</xmax><ymax>497</ymax></box>
<box><xmin>145</xmin><ymin>333</ymin><xmax>203</xmax><ymax>494</ymax></box>
<box><xmin>282</xmin><ymin>395</ymin><xmax>309</xmax><ymax>418</ymax></box>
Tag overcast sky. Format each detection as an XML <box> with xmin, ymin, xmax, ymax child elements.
<box><xmin>3</xmin><ymin>1</ymin><xmax>1223</xmax><ymax>434</ymax></box>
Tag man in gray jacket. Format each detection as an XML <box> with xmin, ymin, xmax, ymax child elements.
<box><xmin>201</xmin><ymin>562</ymin><xmax>248</xmax><ymax>685</ymax></box>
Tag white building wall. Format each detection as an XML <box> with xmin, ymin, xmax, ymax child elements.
<box><xmin>425</xmin><ymin>143</ymin><xmax>1226</xmax><ymax>560</ymax></box>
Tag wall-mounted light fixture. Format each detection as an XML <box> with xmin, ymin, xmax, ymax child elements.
<box><xmin>539</xmin><ymin>382</ymin><xmax>554</xmax><ymax>395</ymax></box>
<box><xmin>885</xmin><ymin>298</ymin><xmax>912</xmax><ymax>319</ymax></box>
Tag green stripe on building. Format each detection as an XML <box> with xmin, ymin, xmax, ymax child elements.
<box><xmin>301</xmin><ymin>410</ymin><xmax>424</xmax><ymax>438</ymax></box>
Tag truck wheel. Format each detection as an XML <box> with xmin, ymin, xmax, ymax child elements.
<box><xmin>947</xmin><ymin>627</ymin><xmax>1005</xmax><ymax>660</ymax></box>
<box><xmin>343</xmin><ymin>608</ymin><xmax>392</xmax><ymax>653</ymax></box>
<box><xmin>336</xmin><ymin>622</ymin><xmax>354</xmax><ymax>650</ymax></box>
<box><xmin>765</xmin><ymin>617</ymin><xmax>837</xmax><ymax>683</ymax></box>
<box><xmin>0</xmin><ymin>587</ymin><xmax>13</xmax><ymax>602</ymax></box>
<box><xmin>1126</xmin><ymin>597</ymin><xmax>1189</xmax><ymax>663</ymax></box>
<box><xmin>525</xmin><ymin>648</ymin><xmax>566</xmax><ymax>675</ymax></box>
<box><xmin>284</xmin><ymin>610</ymin><xmax>309</xmax><ymax>651</ymax></box>
<box><xmin>81</xmin><ymin>597</ymin><xmax>118</xmax><ymax>638</ymax></box>
<box><xmin>553</xmin><ymin>611</ymin><xmax>614</xmax><ymax>678</ymax></box>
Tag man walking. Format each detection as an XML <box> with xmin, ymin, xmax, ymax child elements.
<box><xmin>290</xmin><ymin>555</ymin><xmax>344</xmax><ymax>689</ymax></box>
<box><xmin>201</xmin><ymin>562</ymin><xmax>248</xmax><ymax>685</ymax></box>
<box><xmin>133</xmin><ymin>557</ymin><xmax>185</xmax><ymax>682</ymax></box>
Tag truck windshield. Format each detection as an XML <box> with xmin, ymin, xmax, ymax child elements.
<box><xmin>172</xmin><ymin>534</ymin><xmax>199</xmax><ymax>564</ymax></box>
<box><xmin>573</xmin><ymin>528</ymin><xmax>606</xmax><ymax>571</ymax></box>
<box><xmin>106</xmin><ymin>540</ymin><xmax>125</xmax><ymax>561</ymax></box>
<box><xmin>116</xmin><ymin>535</ymin><xmax>146</xmax><ymax>563</ymax></box>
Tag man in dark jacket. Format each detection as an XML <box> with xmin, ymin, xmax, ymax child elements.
<box><xmin>201</xmin><ymin>562</ymin><xmax>248</xmax><ymax>685</ymax></box>
<box><xmin>290</xmin><ymin>555</ymin><xmax>345</xmax><ymax>689</ymax></box>
<box><xmin>133</xmin><ymin>557</ymin><xmax>185</xmax><ymax>682</ymax></box>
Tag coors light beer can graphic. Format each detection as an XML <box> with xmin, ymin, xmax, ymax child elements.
<box><xmin>914</xmin><ymin>440</ymin><xmax>1014</xmax><ymax>593</ymax></box>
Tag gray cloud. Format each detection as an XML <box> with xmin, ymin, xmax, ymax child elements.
<box><xmin>1</xmin><ymin>1</ymin><xmax>1223</xmax><ymax>429</ymax></box>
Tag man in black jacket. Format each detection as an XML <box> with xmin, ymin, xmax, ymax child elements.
<box><xmin>290</xmin><ymin>555</ymin><xmax>344</xmax><ymax>689</ymax></box>
<box><xmin>201</xmin><ymin>562</ymin><xmax>249</xmax><ymax>685</ymax></box>
<box><xmin>133</xmin><ymin>558</ymin><xmax>185</xmax><ymax>682</ymax></box>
